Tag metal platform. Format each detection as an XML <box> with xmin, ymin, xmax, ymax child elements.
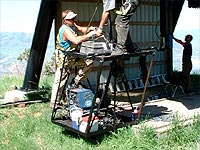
<box><xmin>51</xmin><ymin>48</ymin><xmax>157</xmax><ymax>137</ymax></box>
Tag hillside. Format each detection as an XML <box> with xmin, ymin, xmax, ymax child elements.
<box><xmin>0</xmin><ymin>29</ymin><xmax>199</xmax><ymax>76</ymax></box>
<box><xmin>0</xmin><ymin>32</ymin><xmax>55</xmax><ymax>76</ymax></box>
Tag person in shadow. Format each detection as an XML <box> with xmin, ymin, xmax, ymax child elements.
<box><xmin>173</xmin><ymin>34</ymin><xmax>193</xmax><ymax>94</ymax></box>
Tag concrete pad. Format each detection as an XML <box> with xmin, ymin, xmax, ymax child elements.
<box><xmin>133</xmin><ymin>93</ymin><xmax>200</xmax><ymax>133</ymax></box>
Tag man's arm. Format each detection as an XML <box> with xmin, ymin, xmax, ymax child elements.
<box><xmin>96</xmin><ymin>11</ymin><xmax>110</xmax><ymax>36</ymax></box>
<box><xmin>173</xmin><ymin>36</ymin><xmax>185</xmax><ymax>46</ymax></box>
<box><xmin>99</xmin><ymin>11</ymin><xmax>110</xmax><ymax>29</ymax></box>
<box><xmin>63</xmin><ymin>28</ymin><xmax>95</xmax><ymax>45</ymax></box>
<box><xmin>74</xmin><ymin>23</ymin><xmax>96</xmax><ymax>34</ymax></box>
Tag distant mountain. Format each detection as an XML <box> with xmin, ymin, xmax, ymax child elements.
<box><xmin>0</xmin><ymin>32</ymin><xmax>55</xmax><ymax>55</ymax></box>
<box><xmin>0</xmin><ymin>32</ymin><xmax>55</xmax><ymax>76</ymax></box>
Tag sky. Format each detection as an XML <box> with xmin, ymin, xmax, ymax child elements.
<box><xmin>175</xmin><ymin>1</ymin><xmax>200</xmax><ymax>30</ymax></box>
<box><xmin>0</xmin><ymin>0</ymin><xmax>199</xmax><ymax>33</ymax></box>
<box><xmin>0</xmin><ymin>0</ymin><xmax>41</xmax><ymax>33</ymax></box>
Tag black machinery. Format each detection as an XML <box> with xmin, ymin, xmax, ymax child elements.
<box><xmin>51</xmin><ymin>40</ymin><xmax>157</xmax><ymax>137</ymax></box>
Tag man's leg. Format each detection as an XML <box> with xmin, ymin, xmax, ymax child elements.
<box><xmin>112</xmin><ymin>3</ymin><xmax>137</xmax><ymax>55</ymax></box>
<box><xmin>113</xmin><ymin>14</ymin><xmax>130</xmax><ymax>55</ymax></box>
<box><xmin>50</xmin><ymin>67</ymin><xmax>69</xmax><ymax>107</ymax></box>
<box><xmin>50</xmin><ymin>54</ymin><xmax>73</xmax><ymax>108</ymax></box>
<box><xmin>74</xmin><ymin>59</ymin><xmax>93</xmax><ymax>85</ymax></box>
<box><xmin>182</xmin><ymin>62</ymin><xmax>192</xmax><ymax>93</ymax></box>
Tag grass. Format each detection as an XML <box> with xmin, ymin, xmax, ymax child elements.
<box><xmin>0</xmin><ymin>103</ymin><xmax>199</xmax><ymax>150</ymax></box>
<box><xmin>0</xmin><ymin>75</ymin><xmax>54</xmax><ymax>100</ymax></box>
<box><xmin>0</xmin><ymin>75</ymin><xmax>24</xmax><ymax>99</ymax></box>
<box><xmin>0</xmin><ymin>74</ymin><xmax>200</xmax><ymax>150</ymax></box>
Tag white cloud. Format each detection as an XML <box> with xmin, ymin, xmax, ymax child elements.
<box><xmin>175</xmin><ymin>1</ymin><xmax>200</xmax><ymax>30</ymax></box>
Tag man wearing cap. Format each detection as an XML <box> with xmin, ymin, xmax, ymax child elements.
<box><xmin>173</xmin><ymin>34</ymin><xmax>193</xmax><ymax>94</ymax></box>
<box><xmin>50</xmin><ymin>10</ymin><xmax>96</xmax><ymax>108</ymax></box>
<box><xmin>96</xmin><ymin>0</ymin><xmax>140</xmax><ymax>55</ymax></box>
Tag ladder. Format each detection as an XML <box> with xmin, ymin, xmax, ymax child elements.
<box><xmin>107</xmin><ymin>74</ymin><xmax>168</xmax><ymax>93</ymax></box>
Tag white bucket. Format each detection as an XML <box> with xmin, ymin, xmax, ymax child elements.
<box><xmin>79</xmin><ymin>115</ymin><xmax>99</xmax><ymax>133</ymax></box>
<box><xmin>70</xmin><ymin>106</ymin><xmax>83</xmax><ymax>130</ymax></box>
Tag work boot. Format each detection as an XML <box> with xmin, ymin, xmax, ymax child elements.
<box><xmin>111</xmin><ymin>48</ymin><xmax>127</xmax><ymax>55</ymax></box>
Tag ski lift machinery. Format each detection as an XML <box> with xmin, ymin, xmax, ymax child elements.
<box><xmin>51</xmin><ymin>1</ymin><xmax>157</xmax><ymax>137</ymax></box>
<box><xmin>51</xmin><ymin>38</ymin><xmax>157</xmax><ymax>137</ymax></box>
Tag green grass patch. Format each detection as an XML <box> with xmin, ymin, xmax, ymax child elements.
<box><xmin>0</xmin><ymin>75</ymin><xmax>24</xmax><ymax>99</ymax></box>
<box><xmin>0</xmin><ymin>103</ymin><xmax>199</xmax><ymax>150</ymax></box>
<box><xmin>0</xmin><ymin>75</ymin><xmax>199</xmax><ymax>149</ymax></box>
<box><xmin>0</xmin><ymin>75</ymin><xmax>53</xmax><ymax>100</ymax></box>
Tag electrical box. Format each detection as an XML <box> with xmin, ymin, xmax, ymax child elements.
<box><xmin>66</xmin><ymin>88</ymin><xmax>94</xmax><ymax>109</ymax></box>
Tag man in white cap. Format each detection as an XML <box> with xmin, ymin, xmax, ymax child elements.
<box><xmin>50</xmin><ymin>10</ymin><xmax>96</xmax><ymax>108</ymax></box>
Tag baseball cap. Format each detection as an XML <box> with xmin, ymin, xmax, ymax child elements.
<box><xmin>64</xmin><ymin>11</ymin><xmax>77</xmax><ymax>20</ymax></box>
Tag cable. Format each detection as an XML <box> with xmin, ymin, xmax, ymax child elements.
<box><xmin>155</xmin><ymin>18</ymin><xmax>160</xmax><ymax>40</ymax></box>
<box><xmin>86</xmin><ymin>0</ymin><xmax>101</xmax><ymax>33</ymax></box>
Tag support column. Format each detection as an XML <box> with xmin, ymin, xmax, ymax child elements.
<box><xmin>23</xmin><ymin>0</ymin><xmax>56</xmax><ymax>89</ymax></box>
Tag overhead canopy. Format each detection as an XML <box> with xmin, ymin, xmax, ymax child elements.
<box><xmin>188</xmin><ymin>0</ymin><xmax>200</xmax><ymax>8</ymax></box>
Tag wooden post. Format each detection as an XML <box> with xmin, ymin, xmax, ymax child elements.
<box><xmin>138</xmin><ymin>52</ymin><xmax>155</xmax><ymax>119</ymax></box>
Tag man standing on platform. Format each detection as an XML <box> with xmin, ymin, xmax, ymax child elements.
<box><xmin>96</xmin><ymin>0</ymin><xmax>140</xmax><ymax>55</ymax></box>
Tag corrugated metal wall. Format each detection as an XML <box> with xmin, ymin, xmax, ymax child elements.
<box><xmin>58</xmin><ymin>0</ymin><xmax>167</xmax><ymax>86</ymax></box>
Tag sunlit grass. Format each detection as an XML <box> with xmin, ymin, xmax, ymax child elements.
<box><xmin>0</xmin><ymin>103</ymin><xmax>199</xmax><ymax>150</ymax></box>
<box><xmin>0</xmin><ymin>75</ymin><xmax>53</xmax><ymax>100</ymax></box>
<box><xmin>0</xmin><ymin>75</ymin><xmax>24</xmax><ymax>99</ymax></box>
<box><xmin>0</xmin><ymin>74</ymin><xmax>199</xmax><ymax>150</ymax></box>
